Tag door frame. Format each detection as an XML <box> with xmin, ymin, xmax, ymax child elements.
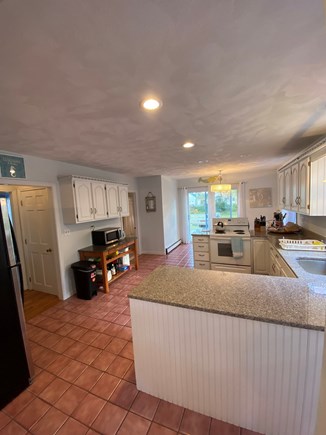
<box><xmin>122</xmin><ymin>191</ymin><xmax>137</xmax><ymax>237</ymax></box>
<box><xmin>0</xmin><ymin>179</ymin><xmax>64</xmax><ymax>300</ymax></box>
<box><xmin>18</xmin><ymin>186</ymin><xmax>59</xmax><ymax>295</ymax></box>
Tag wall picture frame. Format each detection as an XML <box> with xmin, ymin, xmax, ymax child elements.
<box><xmin>249</xmin><ymin>188</ymin><xmax>272</xmax><ymax>208</ymax></box>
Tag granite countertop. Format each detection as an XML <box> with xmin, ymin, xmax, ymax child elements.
<box><xmin>251</xmin><ymin>229</ymin><xmax>326</xmax><ymax>292</ymax></box>
<box><xmin>129</xmin><ymin>265</ymin><xmax>326</xmax><ymax>331</ymax></box>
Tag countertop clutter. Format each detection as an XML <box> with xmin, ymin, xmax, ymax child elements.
<box><xmin>252</xmin><ymin>229</ymin><xmax>326</xmax><ymax>289</ymax></box>
<box><xmin>79</xmin><ymin>237</ymin><xmax>138</xmax><ymax>293</ymax></box>
<box><xmin>129</xmin><ymin>265</ymin><xmax>326</xmax><ymax>331</ymax></box>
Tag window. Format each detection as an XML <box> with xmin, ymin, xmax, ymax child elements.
<box><xmin>183</xmin><ymin>185</ymin><xmax>240</xmax><ymax>242</ymax></box>
<box><xmin>213</xmin><ymin>189</ymin><xmax>238</xmax><ymax>218</ymax></box>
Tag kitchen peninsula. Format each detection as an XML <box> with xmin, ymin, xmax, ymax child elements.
<box><xmin>129</xmin><ymin>266</ymin><xmax>326</xmax><ymax>435</ymax></box>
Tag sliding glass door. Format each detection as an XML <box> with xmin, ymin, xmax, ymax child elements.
<box><xmin>187</xmin><ymin>190</ymin><xmax>209</xmax><ymax>239</ymax></box>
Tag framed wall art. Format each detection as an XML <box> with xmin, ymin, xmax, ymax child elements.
<box><xmin>249</xmin><ymin>188</ymin><xmax>272</xmax><ymax>208</ymax></box>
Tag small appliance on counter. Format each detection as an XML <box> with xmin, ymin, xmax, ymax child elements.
<box><xmin>91</xmin><ymin>227</ymin><xmax>125</xmax><ymax>246</ymax></box>
<box><xmin>271</xmin><ymin>210</ymin><xmax>286</xmax><ymax>228</ymax></box>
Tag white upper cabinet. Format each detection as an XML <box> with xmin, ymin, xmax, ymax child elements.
<box><xmin>278</xmin><ymin>157</ymin><xmax>310</xmax><ymax>214</ymax></box>
<box><xmin>106</xmin><ymin>183</ymin><xmax>129</xmax><ymax>218</ymax></box>
<box><xmin>106</xmin><ymin>183</ymin><xmax>120</xmax><ymax>219</ymax></box>
<box><xmin>310</xmin><ymin>155</ymin><xmax>326</xmax><ymax>215</ymax></box>
<box><xmin>297</xmin><ymin>157</ymin><xmax>310</xmax><ymax>214</ymax></box>
<box><xmin>59</xmin><ymin>176</ymin><xmax>129</xmax><ymax>224</ymax></box>
<box><xmin>73</xmin><ymin>178</ymin><xmax>94</xmax><ymax>222</ymax></box>
<box><xmin>277</xmin><ymin>170</ymin><xmax>285</xmax><ymax>209</ymax></box>
<box><xmin>118</xmin><ymin>185</ymin><xmax>129</xmax><ymax>217</ymax></box>
<box><xmin>91</xmin><ymin>181</ymin><xmax>107</xmax><ymax>221</ymax></box>
<box><xmin>291</xmin><ymin>157</ymin><xmax>310</xmax><ymax>214</ymax></box>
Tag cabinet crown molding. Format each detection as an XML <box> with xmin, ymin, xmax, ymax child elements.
<box><xmin>57</xmin><ymin>175</ymin><xmax>128</xmax><ymax>186</ymax></box>
<box><xmin>278</xmin><ymin>137</ymin><xmax>326</xmax><ymax>172</ymax></box>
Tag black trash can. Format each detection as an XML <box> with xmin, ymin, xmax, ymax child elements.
<box><xmin>71</xmin><ymin>261</ymin><xmax>97</xmax><ymax>300</ymax></box>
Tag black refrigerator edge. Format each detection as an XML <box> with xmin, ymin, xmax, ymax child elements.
<box><xmin>0</xmin><ymin>197</ymin><xmax>34</xmax><ymax>409</ymax></box>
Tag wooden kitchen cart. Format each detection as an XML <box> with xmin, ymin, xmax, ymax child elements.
<box><xmin>78</xmin><ymin>237</ymin><xmax>138</xmax><ymax>294</ymax></box>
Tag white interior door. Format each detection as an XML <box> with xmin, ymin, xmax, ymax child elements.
<box><xmin>20</xmin><ymin>188</ymin><xmax>58</xmax><ymax>295</ymax></box>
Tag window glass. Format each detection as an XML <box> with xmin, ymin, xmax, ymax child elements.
<box><xmin>188</xmin><ymin>190</ymin><xmax>209</xmax><ymax>235</ymax></box>
<box><xmin>214</xmin><ymin>189</ymin><xmax>238</xmax><ymax>218</ymax></box>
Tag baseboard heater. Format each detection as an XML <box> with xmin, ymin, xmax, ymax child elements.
<box><xmin>165</xmin><ymin>239</ymin><xmax>182</xmax><ymax>254</ymax></box>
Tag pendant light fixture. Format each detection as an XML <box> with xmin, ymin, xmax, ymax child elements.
<box><xmin>210</xmin><ymin>170</ymin><xmax>231</xmax><ymax>192</ymax></box>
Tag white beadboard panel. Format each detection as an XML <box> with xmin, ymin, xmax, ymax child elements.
<box><xmin>130</xmin><ymin>299</ymin><xmax>324</xmax><ymax>435</ymax></box>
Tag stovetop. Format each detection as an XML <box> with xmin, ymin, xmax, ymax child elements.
<box><xmin>211</xmin><ymin>217</ymin><xmax>250</xmax><ymax>237</ymax></box>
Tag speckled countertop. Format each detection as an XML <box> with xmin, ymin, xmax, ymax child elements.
<box><xmin>252</xmin><ymin>230</ymin><xmax>326</xmax><ymax>293</ymax></box>
<box><xmin>129</xmin><ymin>265</ymin><xmax>326</xmax><ymax>331</ymax></box>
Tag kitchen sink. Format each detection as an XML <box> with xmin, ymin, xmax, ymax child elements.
<box><xmin>297</xmin><ymin>258</ymin><xmax>326</xmax><ymax>276</ymax></box>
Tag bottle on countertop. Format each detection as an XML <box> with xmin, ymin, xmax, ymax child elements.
<box><xmin>111</xmin><ymin>264</ymin><xmax>116</xmax><ymax>276</ymax></box>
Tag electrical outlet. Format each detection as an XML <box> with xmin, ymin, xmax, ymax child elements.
<box><xmin>63</xmin><ymin>229</ymin><xmax>71</xmax><ymax>236</ymax></box>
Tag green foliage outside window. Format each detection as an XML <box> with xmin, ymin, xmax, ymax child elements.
<box><xmin>214</xmin><ymin>190</ymin><xmax>238</xmax><ymax>218</ymax></box>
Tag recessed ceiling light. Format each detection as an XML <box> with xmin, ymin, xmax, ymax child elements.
<box><xmin>141</xmin><ymin>98</ymin><xmax>162</xmax><ymax>111</ymax></box>
<box><xmin>183</xmin><ymin>142</ymin><xmax>195</xmax><ymax>149</ymax></box>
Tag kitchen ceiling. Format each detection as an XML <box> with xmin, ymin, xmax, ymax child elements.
<box><xmin>0</xmin><ymin>0</ymin><xmax>326</xmax><ymax>179</ymax></box>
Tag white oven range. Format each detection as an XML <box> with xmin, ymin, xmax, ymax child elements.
<box><xmin>210</xmin><ymin>217</ymin><xmax>252</xmax><ymax>274</ymax></box>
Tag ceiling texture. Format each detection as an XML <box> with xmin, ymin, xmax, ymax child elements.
<box><xmin>1</xmin><ymin>0</ymin><xmax>326</xmax><ymax>179</ymax></box>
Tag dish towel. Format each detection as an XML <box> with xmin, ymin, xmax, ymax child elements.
<box><xmin>231</xmin><ymin>237</ymin><xmax>243</xmax><ymax>259</ymax></box>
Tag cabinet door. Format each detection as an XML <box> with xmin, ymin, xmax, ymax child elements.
<box><xmin>310</xmin><ymin>155</ymin><xmax>326</xmax><ymax>215</ymax></box>
<box><xmin>252</xmin><ymin>239</ymin><xmax>269</xmax><ymax>275</ymax></box>
<box><xmin>118</xmin><ymin>185</ymin><xmax>129</xmax><ymax>217</ymax></box>
<box><xmin>298</xmin><ymin>157</ymin><xmax>310</xmax><ymax>214</ymax></box>
<box><xmin>106</xmin><ymin>183</ymin><xmax>120</xmax><ymax>218</ymax></box>
<box><xmin>277</xmin><ymin>171</ymin><xmax>285</xmax><ymax>209</ymax></box>
<box><xmin>290</xmin><ymin>163</ymin><xmax>299</xmax><ymax>210</ymax></box>
<box><xmin>91</xmin><ymin>181</ymin><xmax>108</xmax><ymax>221</ymax></box>
<box><xmin>74</xmin><ymin>178</ymin><xmax>94</xmax><ymax>222</ymax></box>
<box><xmin>284</xmin><ymin>167</ymin><xmax>291</xmax><ymax>209</ymax></box>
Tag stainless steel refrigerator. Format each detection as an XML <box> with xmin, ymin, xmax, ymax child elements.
<box><xmin>0</xmin><ymin>197</ymin><xmax>33</xmax><ymax>409</ymax></box>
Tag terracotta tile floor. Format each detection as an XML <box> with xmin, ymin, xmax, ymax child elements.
<box><xmin>0</xmin><ymin>244</ymin><xmax>263</xmax><ymax>435</ymax></box>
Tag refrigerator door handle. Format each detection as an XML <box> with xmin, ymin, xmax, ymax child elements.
<box><xmin>11</xmin><ymin>266</ymin><xmax>34</xmax><ymax>381</ymax></box>
<box><xmin>0</xmin><ymin>199</ymin><xmax>16</xmax><ymax>266</ymax></box>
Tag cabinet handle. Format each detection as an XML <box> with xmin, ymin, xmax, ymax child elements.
<box><xmin>94</xmin><ymin>208</ymin><xmax>97</xmax><ymax>214</ymax></box>
<box><xmin>297</xmin><ymin>196</ymin><xmax>301</xmax><ymax>205</ymax></box>
<box><xmin>198</xmin><ymin>245</ymin><xmax>205</xmax><ymax>248</ymax></box>
<box><xmin>90</xmin><ymin>208</ymin><xmax>93</xmax><ymax>214</ymax></box>
<box><xmin>199</xmin><ymin>263</ymin><xmax>206</xmax><ymax>266</ymax></box>
<box><xmin>282</xmin><ymin>197</ymin><xmax>285</xmax><ymax>204</ymax></box>
<box><xmin>198</xmin><ymin>254</ymin><xmax>205</xmax><ymax>257</ymax></box>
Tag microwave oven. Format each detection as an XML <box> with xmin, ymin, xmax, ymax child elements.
<box><xmin>91</xmin><ymin>227</ymin><xmax>125</xmax><ymax>246</ymax></box>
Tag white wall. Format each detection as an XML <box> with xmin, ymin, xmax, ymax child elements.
<box><xmin>161</xmin><ymin>176</ymin><xmax>180</xmax><ymax>250</ymax></box>
<box><xmin>177</xmin><ymin>170</ymin><xmax>278</xmax><ymax>230</ymax></box>
<box><xmin>137</xmin><ymin>176</ymin><xmax>165</xmax><ymax>255</ymax></box>
<box><xmin>0</xmin><ymin>151</ymin><xmax>138</xmax><ymax>300</ymax></box>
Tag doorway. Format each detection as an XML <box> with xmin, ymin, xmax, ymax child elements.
<box><xmin>123</xmin><ymin>192</ymin><xmax>137</xmax><ymax>237</ymax></box>
<box><xmin>187</xmin><ymin>190</ymin><xmax>209</xmax><ymax>239</ymax></box>
<box><xmin>0</xmin><ymin>184</ymin><xmax>61</xmax><ymax>300</ymax></box>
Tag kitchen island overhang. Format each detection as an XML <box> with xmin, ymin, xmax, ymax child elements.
<box><xmin>128</xmin><ymin>266</ymin><xmax>326</xmax><ymax>435</ymax></box>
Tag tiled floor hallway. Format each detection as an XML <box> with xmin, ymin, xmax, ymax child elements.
<box><xmin>0</xmin><ymin>244</ymin><xmax>262</xmax><ymax>435</ymax></box>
